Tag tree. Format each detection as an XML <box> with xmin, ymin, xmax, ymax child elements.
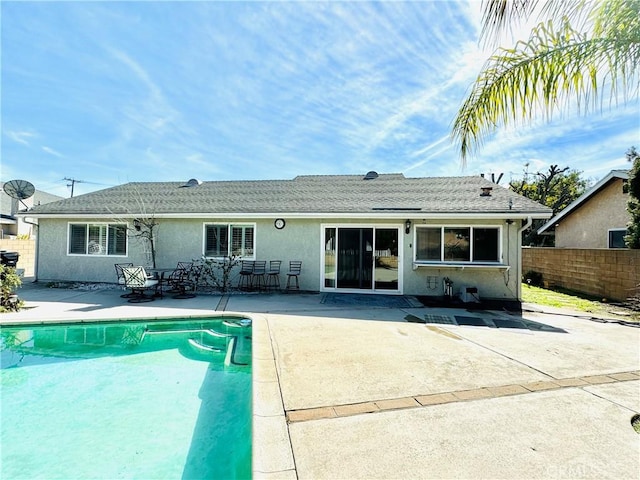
<box><xmin>108</xmin><ymin>187</ymin><xmax>161</xmax><ymax>269</ymax></box>
<box><xmin>452</xmin><ymin>0</ymin><xmax>640</xmax><ymax>162</ymax></box>
<box><xmin>625</xmin><ymin>146</ymin><xmax>640</xmax><ymax>248</ymax></box>
<box><xmin>510</xmin><ymin>164</ymin><xmax>588</xmax><ymax>245</ymax></box>
<box><xmin>130</xmin><ymin>217</ymin><xmax>159</xmax><ymax>268</ymax></box>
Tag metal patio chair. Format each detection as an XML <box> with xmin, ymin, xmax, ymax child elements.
<box><xmin>238</xmin><ymin>260</ymin><xmax>254</xmax><ymax>291</ymax></box>
<box><xmin>122</xmin><ymin>266</ymin><xmax>159</xmax><ymax>303</ymax></box>
<box><xmin>114</xmin><ymin>263</ymin><xmax>135</xmax><ymax>298</ymax></box>
<box><xmin>252</xmin><ymin>261</ymin><xmax>267</xmax><ymax>291</ymax></box>
<box><xmin>285</xmin><ymin>261</ymin><xmax>302</xmax><ymax>292</ymax></box>
<box><xmin>266</xmin><ymin>260</ymin><xmax>282</xmax><ymax>290</ymax></box>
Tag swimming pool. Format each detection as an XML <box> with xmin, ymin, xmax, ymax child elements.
<box><xmin>0</xmin><ymin>317</ymin><xmax>252</xmax><ymax>480</ymax></box>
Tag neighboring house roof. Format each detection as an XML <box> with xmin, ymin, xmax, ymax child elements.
<box><xmin>1</xmin><ymin>186</ymin><xmax>63</xmax><ymax>218</ymax></box>
<box><xmin>538</xmin><ymin>169</ymin><xmax>629</xmax><ymax>234</ymax></box>
<box><xmin>23</xmin><ymin>173</ymin><xmax>552</xmax><ymax>219</ymax></box>
<box><xmin>32</xmin><ymin>190</ymin><xmax>65</xmax><ymax>206</ymax></box>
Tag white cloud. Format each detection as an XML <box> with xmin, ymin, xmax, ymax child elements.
<box><xmin>42</xmin><ymin>146</ymin><xmax>64</xmax><ymax>158</ymax></box>
<box><xmin>6</xmin><ymin>130</ymin><xmax>36</xmax><ymax>146</ymax></box>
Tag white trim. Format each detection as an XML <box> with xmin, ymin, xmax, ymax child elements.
<box><xmin>412</xmin><ymin>262</ymin><xmax>510</xmax><ymax>270</ymax></box>
<box><xmin>202</xmin><ymin>222</ymin><xmax>256</xmax><ymax>259</ymax></box>
<box><xmin>413</xmin><ymin>224</ymin><xmax>503</xmax><ymax>265</ymax></box>
<box><xmin>320</xmin><ymin>223</ymin><xmax>403</xmax><ymax>294</ymax></box>
<box><xmin>66</xmin><ymin>221</ymin><xmax>129</xmax><ymax>257</ymax></box>
<box><xmin>22</xmin><ymin>211</ymin><xmax>553</xmax><ymax>220</ymax></box>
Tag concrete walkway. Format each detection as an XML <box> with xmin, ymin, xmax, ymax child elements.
<box><xmin>2</xmin><ymin>282</ymin><xmax>639</xmax><ymax>479</ymax></box>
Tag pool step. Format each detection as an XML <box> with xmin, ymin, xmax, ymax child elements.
<box><xmin>188</xmin><ymin>338</ymin><xmax>223</xmax><ymax>353</ymax></box>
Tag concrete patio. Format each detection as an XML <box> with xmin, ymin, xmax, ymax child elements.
<box><xmin>2</xmin><ymin>281</ymin><xmax>639</xmax><ymax>479</ymax></box>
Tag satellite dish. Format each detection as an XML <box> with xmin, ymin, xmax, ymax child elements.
<box><xmin>2</xmin><ymin>179</ymin><xmax>35</xmax><ymax>200</ymax></box>
<box><xmin>181</xmin><ymin>178</ymin><xmax>203</xmax><ymax>188</ymax></box>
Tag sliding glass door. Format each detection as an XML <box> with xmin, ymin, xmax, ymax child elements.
<box><xmin>323</xmin><ymin>225</ymin><xmax>400</xmax><ymax>293</ymax></box>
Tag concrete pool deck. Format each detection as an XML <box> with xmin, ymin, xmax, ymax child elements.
<box><xmin>2</xmin><ymin>281</ymin><xmax>639</xmax><ymax>479</ymax></box>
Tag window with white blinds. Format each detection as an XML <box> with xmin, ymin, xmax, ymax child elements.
<box><xmin>204</xmin><ymin>223</ymin><xmax>255</xmax><ymax>258</ymax></box>
<box><xmin>68</xmin><ymin>223</ymin><xmax>127</xmax><ymax>256</ymax></box>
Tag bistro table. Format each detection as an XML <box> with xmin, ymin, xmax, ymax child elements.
<box><xmin>146</xmin><ymin>268</ymin><xmax>177</xmax><ymax>296</ymax></box>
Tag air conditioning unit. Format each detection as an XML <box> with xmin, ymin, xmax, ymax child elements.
<box><xmin>460</xmin><ymin>286</ymin><xmax>480</xmax><ymax>303</ymax></box>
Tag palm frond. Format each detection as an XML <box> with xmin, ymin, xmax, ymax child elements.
<box><xmin>453</xmin><ymin>14</ymin><xmax>640</xmax><ymax>164</ymax></box>
<box><xmin>481</xmin><ymin>0</ymin><xmax>590</xmax><ymax>46</ymax></box>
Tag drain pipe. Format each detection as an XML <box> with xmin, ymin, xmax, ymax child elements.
<box><xmin>21</xmin><ymin>217</ymin><xmax>39</xmax><ymax>282</ymax></box>
<box><xmin>516</xmin><ymin>216</ymin><xmax>533</xmax><ymax>300</ymax></box>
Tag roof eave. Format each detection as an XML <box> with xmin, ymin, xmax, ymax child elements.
<box><xmin>538</xmin><ymin>170</ymin><xmax>629</xmax><ymax>234</ymax></box>
<box><xmin>19</xmin><ymin>211</ymin><xmax>552</xmax><ymax>220</ymax></box>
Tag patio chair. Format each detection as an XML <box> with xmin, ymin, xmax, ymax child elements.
<box><xmin>252</xmin><ymin>261</ymin><xmax>267</xmax><ymax>291</ymax></box>
<box><xmin>285</xmin><ymin>261</ymin><xmax>302</xmax><ymax>291</ymax></box>
<box><xmin>164</xmin><ymin>262</ymin><xmax>192</xmax><ymax>293</ymax></box>
<box><xmin>122</xmin><ymin>266</ymin><xmax>159</xmax><ymax>303</ymax></box>
<box><xmin>266</xmin><ymin>260</ymin><xmax>282</xmax><ymax>290</ymax></box>
<box><xmin>114</xmin><ymin>263</ymin><xmax>135</xmax><ymax>298</ymax></box>
<box><xmin>238</xmin><ymin>260</ymin><xmax>254</xmax><ymax>291</ymax></box>
<box><xmin>169</xmin><ymin>263</ymin><xmax>199</xmax><ymax>299</ymax></box>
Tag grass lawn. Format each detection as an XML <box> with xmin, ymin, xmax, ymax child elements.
<box><xmin>521</xmin><ymin>284</ymin><xmax>639</xmax><ymax>323</ymax></box>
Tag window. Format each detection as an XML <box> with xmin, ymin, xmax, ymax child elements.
<box><xmin>608</xmin><ymin>229</ymin><xmax>627</xmax><ymax>248</ymax></box>
<box><xmin>68</xmin><ymin>223</ymin><xmax>127</xmax><ymax>256</ymax></box>
<box><xmin>204</xmin><ymin>224</ymin><xmax>254</xmax><ymax>258</ymax></box>
<box><xmin>415</xmin><ymin>226</ymin><xmax>500</xmax><ymax>263</ymax></box>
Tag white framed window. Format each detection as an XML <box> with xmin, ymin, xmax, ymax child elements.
<box><xmin>415</xmin><ymin>226</ymin><xmax>501</xmax><ymax>263</ymax></box>
<box><xmin>204</xmin><ymin>223</ymin><xmax>255</xmax><ymax>258</ymax></box>
<box><xmin>68</xmin><ymin>223</ymin><xmax>127</xmax><ymax>256</ymax></box>
<box><xmin>608</xmin><ymin>229</ymin><xmax>627</xmax><ymax>248</ymax></box>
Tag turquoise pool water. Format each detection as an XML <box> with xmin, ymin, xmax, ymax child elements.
<box><xmin>0</xmin><ymin>317</ymin><xmax>252</xmax><ymax>480</ymax></box>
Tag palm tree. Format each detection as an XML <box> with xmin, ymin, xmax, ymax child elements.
<box><xmin>452</xmin><ymin>0</ymin><xmax>640</xmax><ymax>164</ymax></box>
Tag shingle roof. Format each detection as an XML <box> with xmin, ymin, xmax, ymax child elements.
<box><xmin>24</xmin><ymin>174</ymin><xmax>552</xmax><ymax>218</ymax></box>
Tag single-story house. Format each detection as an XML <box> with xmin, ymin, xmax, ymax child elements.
<box><xmin>21</xmin><ymin>173</ymin><xmax>551</xmax><ymax>303</ymax></box>
<box><xmin>538</xmin><ymin>170</ymin><xmax>630</xmax><ymax>248</ymax></box>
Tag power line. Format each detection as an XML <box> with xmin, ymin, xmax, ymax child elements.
<box><xmin>63</xmin><ymin>177</ymin><xmax>85</xmax><ymax>197</ymax></box>
<box><xmin>62</xmin><ymin>177</ymin><xmax>108</xmax><ymax>197</ymax></box>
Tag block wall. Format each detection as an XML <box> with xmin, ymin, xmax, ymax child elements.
<box><xmin>522</xmin><ymin>247</ymin><xmax>640</xmax><ymax>302</ymax></box>
<box><xmin>0</xmin><ymin>239</ymin><xmax>36</xmax><ymax>277</ymax></box>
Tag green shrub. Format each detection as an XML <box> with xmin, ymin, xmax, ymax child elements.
<box><xmin>0</xmin><ymin>264</ymin><xmax>24</xmax><ymax>312</ymax></box>
<box><xmin>523</xmin><ymin>270</ymin><xmax>543</xmax><ymax>287</ymax></box>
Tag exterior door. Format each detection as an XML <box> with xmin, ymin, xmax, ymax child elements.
<box><xmin>323</xmin><ymin>225</ymin><xmax>400</xmax><ymax>293</ymax></box>
<box><xmin>337</xmin><ymin>228</ymin><xmax>373</xmax><ymax>289</ymax></box>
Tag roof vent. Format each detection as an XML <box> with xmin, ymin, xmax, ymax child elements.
<box><xmin>182</xmin><ymin>178</ymin><xmax>203</xmax><ymax>188</ymax></box>
<box><xmin>363</xmin><ymin>171</ymin><xmax>379</xmax><ymax>180</ymax></box>
<box><xmin>480</xmin><ymin>186</ymin><xmax>493</xmax><ymax>197</ymax></box>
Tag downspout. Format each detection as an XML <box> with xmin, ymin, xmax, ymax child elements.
<box><xmin>516</xmin><ymin>216</ymin><xmax>533</xmax><ymax>300</ymax></box>
<box><xmin>22</xmin><ymin>217</ymin><xmax>39</xmax><ymax>282</ymax></box>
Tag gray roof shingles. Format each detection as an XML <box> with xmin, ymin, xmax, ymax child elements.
<box><xmin>25</xmin><ymin>174</ymin><xmax>552</xmax><ymax>217</ymax></box>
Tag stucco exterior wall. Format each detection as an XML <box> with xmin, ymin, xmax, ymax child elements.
<box><xmin>556</xmin><ymin>179</ymin><xmax>629</xmax><ymax>248</ymax></box>
<box><xmin>36</xmin><ymin>216</ymin><xmax>523</xmax><ymax>300</ymax></box>
<box><xmin>403</xmin><ymin>218</ymin><xmax>521</xmax><ymax>300</ymax></box>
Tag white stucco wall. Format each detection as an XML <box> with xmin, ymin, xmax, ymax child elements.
<box><xmin>36</xmin><ymin>216</ymin><xmax>522</xmax><ymax>300</ymax></box>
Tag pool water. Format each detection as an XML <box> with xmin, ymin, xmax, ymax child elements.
<box><xmin>0</xmin><ymin>318</ymin><xmax>252</xmax><ymax>480</ymax></box>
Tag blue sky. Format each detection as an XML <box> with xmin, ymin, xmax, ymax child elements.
<box><xmin>2</xmin><ymin>1</ymin><xmax>639</xmax><ymax>198</ymax></box>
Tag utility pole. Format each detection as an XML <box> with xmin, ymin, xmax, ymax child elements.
<box><xmin>63</xmin><ymin>177</ymin><xmax>84</xmax><ymax>197</ymax></box>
